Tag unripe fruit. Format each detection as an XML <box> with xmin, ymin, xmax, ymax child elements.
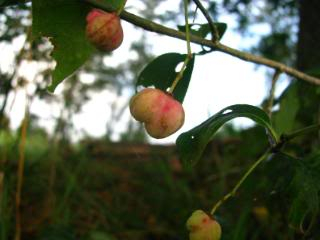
<box><xmin>129</xmin><ymin>88</ymin><xmax>185</xmax><ymax>139</ymax></box>
<box><xmin>186</xmin><ymin>210</ymin><xmax>222</xmax><ymax>240</ymax></box>
<box><xmin>86</xmin><ymin>9</ymin><xmax>123</xmax><ymax>52</ymax></box>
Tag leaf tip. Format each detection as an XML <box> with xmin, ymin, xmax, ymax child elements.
<box><xmin>47</xmin><ymin>83</ymin><xmax>57</xmax><ymax>94</ymax></box>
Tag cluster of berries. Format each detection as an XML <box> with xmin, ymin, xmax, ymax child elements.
<box><xmin>86</xmin><ymin>8</ymin><xmax>184</xmax><ymax>139</ymax></box>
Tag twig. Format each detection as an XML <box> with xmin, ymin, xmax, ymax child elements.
<box><xmin>85</xmin><ymin>0</ymin><xmax>320</xmax><ymax>86</ymax></box>
<box><xmin>210</xmin><ymin>149</ymin><xmax>271</xmax><ymax>215</ymax></box>
<box><xmin>267</xmin><ymin>70</ymin><xmax>281</xmax><ymax>117</ymax></box>
<box><xmin>282</xmin><ymin>124</ymin><xmax>320</xmax><ymax>142</ymax></box>
<box><xmin>209</xmin><ymin>123</ymin><xmax>320</xmax><ymax>215</ymax></box>
<box><xmin>168</xmin><ymin>0</ymin><xmax>193</xmax><ymax>94</ymax></box>
<box><xmin>272</xmin><ymin>124</ymin><xmax>320</xmax><ymax>152</ymax></box>
<box><xmin>2</xmin><ymin>0</ymin><xmax>320</xmax><ymax>85</ymax></box>
<box><xmin>192</xmin><ymin>0</ymin><xmax>220</xmax><ymax>42</ymax></box>
<box><xmin>14</xmin><ymin>103</ymin><xmax>29</xmax><ymax>240</ymax></box>
<box><xmin>183</xmin><ymin>0</ymin><xmax>192</xmax><ymax>57</ymax></box>
<box><xmin>168</xmin><ymin>57</ymin><xmax>191</xmax><ymax>94</ymax></box>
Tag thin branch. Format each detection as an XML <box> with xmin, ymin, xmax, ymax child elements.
<box><xmin>214</xmin><ymin>43</ymin><xmax>320</xmax><ymax>85</ymax></box>
<box><xmin>85</xmin><ymin>0</ymin><xmax>320</xmax><ymax>86</ymax></box>
<box><xmin>0</xmin><ymin>85</ymin><xmax>10</xmax><ymax>125</ymax></box>
<box><xmin>210</xmin><ymin>149</ymin><xmax>271</xmax><ymax>215</ymax></box>
<box><xmin>192</xmin><ymin>0</ymin><xmax>220</xmax><ymax>42</ymax></box>
<box><xmin>183</xmin><ymin>0</ymin><xmax>192</xmax><ymax>57</ymax></box>
<box><xmin>272</xmin><ymin>124</ymin><xmax>320</xmax><ymax>152</ymax></box>
<box><xmin>267</xmin><ymin>70</ymin><xmax>281</xmax><ymax>117</ymax></box>
<box><xmin>15</xmin><ymin>103</ymin><xmax>29</xmax><ymax>240</ymax></box>
<box><xmin>282</xmin><ymin>124</ymin><xmax>320</xmax><ymax>142</ymax></box>
<box><xmin>2</xmin><ymin>0</ymin><xmax>320</xmax><ymax>85</ymax></box>
<box><xmin>168</xmin><ymin>57</ymin><xmax>191</xmax><ymax>93</ymax></box>
<box><xmin>168</xmin><ymin>0</ymin><xmax>193</xmax><ymax>94</ymax></box>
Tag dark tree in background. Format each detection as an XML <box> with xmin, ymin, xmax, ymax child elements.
<box><xmin>296</xmin><ymin>0</ymin><xmax>320</xmax><ymax>137</ymax></box>
<box><xmin>297</xmin><ymin>0</ymin><xmax>320</xmax><ymax>72</ymax></box>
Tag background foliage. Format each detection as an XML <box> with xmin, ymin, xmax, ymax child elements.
<box><xmin>0</xmin><ymin>0</ymin><xmax>319</xmax><ymax>239</ymax></box>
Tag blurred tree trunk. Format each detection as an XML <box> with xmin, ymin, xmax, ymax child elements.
<box><xmin>297</xmin><ymin>0</ymin><xmax>320</xmax><ymax>71</ymax></box>
<box><xmin>296</xmin><ymin>0</ymin><xmax>320</xmax><ymax>147</ymax></box>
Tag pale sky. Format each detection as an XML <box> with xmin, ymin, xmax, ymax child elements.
<box><xmin>1</xmin><ymin>1</ymin><xmax>290</xmax><ymax>144</ymax></box>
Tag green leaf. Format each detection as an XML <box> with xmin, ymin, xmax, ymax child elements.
<box><xmin>136</xmin><ymin>53</ymin><xmax>195</xmax><ymax>103</ymax></box>
<box><xmin>288</xmin><ymin>161</ymin><xmax>320</xmax><ymax>233</ymax></box>
<box><xmin>273</xmin><ymin>83</ymin><xmax>299</xmax><ymax>134</ymax></box>
<box><xmin>176</xmin><ymin>104</ymin><xmax>277</xmax><ymax>166</ymax></box>
<box><xmin>260</xmin><ymin>152</ymin><xmax>320</xmax><ymax>234</ymax></box>
<box><xmin>177</xmin><ymin>22</ymin><xmax>227</xmax><ymax>40</ymax></box>
<box><xmin>32</xmin><ymin>0</ymin><xmax>95</xmax><ymax>92</ymax></box>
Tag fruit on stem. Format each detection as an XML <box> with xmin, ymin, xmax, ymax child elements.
<box><xmin>186</xmin><ymin>210</ymin><xmax>222</xmax><ymax>240</ymax></box>
<box><xmin>86</xmin><ymin>8</ymin><xmax>123</xmax><ymax>51</ymax></box>
<box><xmin>129</xmin><ymin>88</ymin><xmax>185</xmax><ymax>139</ymax></box>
